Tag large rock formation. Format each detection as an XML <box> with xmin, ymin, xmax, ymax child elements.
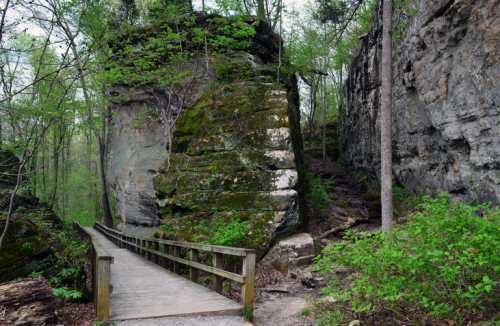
<box><xmin>107</xmin><ymin>15</ymin><xmax>305</xmax><ymax>247</ymax></box>
<box><xmin>341</xmin><ymin>0</ymin><xmax>500</xmax><ymax>203</ymax></box>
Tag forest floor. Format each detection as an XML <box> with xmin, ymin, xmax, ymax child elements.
<box><xmin>305</xmin><ymin>148</ymin><xmax>381</xmax><ymax>240</ymax></box>
<box><xmin>250</xmin><ymin>145</ymin><xmax>382</xmax><ymax>326</ymax></box>
<box><xmin>56</xmin><ymin>302</ymin><xmax>96</xmax><ymax>326</ymax></box>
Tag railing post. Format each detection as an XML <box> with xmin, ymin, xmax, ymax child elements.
<box><xmin>96</xmin><ymin>257</ymin><xmax>112</xmax><ymax>321</ymax></box>
<box><xmin>189</xmin><ymin>249</ymin><xmax>199</xmax><ymax>282</ymax></box>
<box><xmin>154</xmin><ymin>241</ymin><xmax>159</xmax><ymax>264</ymax></box>
<box><xmin>213</xmin><ymin>253</ymin><xmax>224</xmax><ymax>293</ymax></box>
<box><xmin>241</xmin><ymin>253</ymin><xmax>256</xmax><ymax>319</ymax></box>
<box><xmin>172</xmin><ymin>246</ymin><xmax>180</xmax><ymax>273</ymax></box>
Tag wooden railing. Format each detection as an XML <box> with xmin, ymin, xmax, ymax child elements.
<box><xmin>75</xmin><ymin>223</ymin><xmax>114</xmax><ymax>321</ymax></box>
<box><xmin>94</xmin><ymin>222</ymin><xmax>256</xmax><ymax>316</ymax></box>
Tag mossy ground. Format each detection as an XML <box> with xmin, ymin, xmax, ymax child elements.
<box><xmin>0</xmin><ymin>203</ymin><xmax>90</xmax><ymax>298</ymax></box>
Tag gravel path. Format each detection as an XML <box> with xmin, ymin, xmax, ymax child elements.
<box><xmin>111</xmin><ymin>316</ymin><xmax>252</xmax><ymax>326</ymax></box>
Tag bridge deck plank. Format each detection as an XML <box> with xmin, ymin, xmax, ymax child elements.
<box><xmin>83</xmin><ymin>228</ymin><xmax>243</xmax><ymax>321</ymax></box>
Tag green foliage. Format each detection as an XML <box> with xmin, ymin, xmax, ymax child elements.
<box><xmin>17</xmin><ymin>208</ymin><xmax>90</xmax><ymax>295</ymax></box>
<box><xmin>209</xmin><ymin>217</ymin><xmax>248</xmax><ymax>246</ymax></box>
<box><xmin>193</xmin><ymin>213</ymin><xmax>250</xmax><ymax>247</ymax></box>
<box><xmin>316</xmin><ymin>310</ymin><xmax>344</xmax><ymax>326</ymax></box>
<box><xmin>158</xmin><ymin>210</ymin><xmax>272</xmax><ymax>249</ymax></box>
<box><xmin>52</xmin><ymin>287</ymin><xmax>83</xmax><ymax>300</ymax></box>
<box><xmin>105</xmin><ymin>14</ymin><xmax>256</xmax><ymax>87</ymax></box>
<box><xmin>243</xmin><ymin>305</ymin><xmax>253</xmax><ymax>321</ymax></box>
<box><xmin>305</xmin><ymin>172</ymin><xmax>333</xmax><ymax>210</ymax></box>
<box><xmin>314</xmin><ymin>193</ymin><xmax>500</xmax><ymax>323</ymax></box>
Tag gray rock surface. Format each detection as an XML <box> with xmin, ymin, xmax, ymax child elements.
<box><xmin>108</xmin><ymin>94</ymin><xmax>168</xmax><ymax>226</ymax></box>
<box><xmin>341</xmin><ymin>0</ymin><xmax>500</xmax><ymax>203</ymax></box>
<box><xmin>261</xmin><ymin>233</ymin><xmax>315</xmax><ymax>273</ymax></box>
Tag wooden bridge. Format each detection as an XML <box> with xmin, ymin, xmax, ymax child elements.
<box><xmin>78</xmin><ymin>222</ymin><xmax>256</xmax><ymax>322</ymax></box>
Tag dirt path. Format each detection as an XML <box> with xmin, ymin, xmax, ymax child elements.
<box><xmin>306</xmin><ymin>151</ymin><xmax>381</xmax><ymax>240</ymax></box>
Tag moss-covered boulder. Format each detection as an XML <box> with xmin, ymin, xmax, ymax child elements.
<box><xmin>107</xmin><ymin>14</ymin><xmax>305</xmax><ymax>250</ymax></box>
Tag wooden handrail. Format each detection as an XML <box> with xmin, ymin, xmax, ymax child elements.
<box><xmin>74</xmin><ymin>223</ymin><xmax>113</xmax><ymax>321</ymax></box>
<box><xmin>94</xmin><ymin>222</ymin><xmax>256</xmax><ymax>318</ymax></box>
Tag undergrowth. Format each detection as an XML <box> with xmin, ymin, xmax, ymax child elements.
<box><xmin>305</xmin><ymin>171</ymin><xmax>334</xmax><ymax>211</ymax></box>
<box><xmin>314</xmin><ymin>193</ymin><xmax>500</xmax><ymax>324</ymax></box>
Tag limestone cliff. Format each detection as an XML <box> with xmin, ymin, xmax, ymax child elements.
<box><xmin>341</xmin><ymin>0</ymin><xmax>500</xmax><ymax>203</ymax></box>
<box><xmin>107</xmin><ymin>15</ymin><xmax>305</xmax><ymax>247</ymax></box>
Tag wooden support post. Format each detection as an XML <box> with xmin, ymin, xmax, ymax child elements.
<box><xmin>159</xmin><ymin>243</ymin><xmax>166</xmax><ymax>268</ymax></box>
<box><xmin>96</xmin><ymin>257</ymin><xmax>113</xmax><ymax>321</ymax></box>
<box><xmin>189</xmin><ymin>249</ymin><xmax>199</xmax><ymax>282</ymax></box>
<box><xmin>150</xmin><ymin>241</ymin><xmax>155</xmax><ymax>261</ymax></box>
<box><xmin>172</xmin><ymin>246</ymin><xmax>180</xmax><ymax>274</ymax></box>
<box><xmin>241</xmin><ymin>253</ymin><xmax>256</xmax><ymax>319</ymax></box>
<box><xmin>163</xmin><ymin>244</ymin><xmax>169</xmax><ymax>270</ymax></box>
<box><xmin>213</xmin><ymin>253</ymin><xmax>224</xmax><ymax>293</ymax></box>
<box><xmin>154</xmin><ymin>242</ymin><xmax>159</xmax><ymax>264</ymax></box>
<box><xmin>92</xmin><ymin>253</ymin><xmax>97</xmax><ymax>304</ymax></box>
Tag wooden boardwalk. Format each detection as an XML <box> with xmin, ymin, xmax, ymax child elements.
<box><xmin>83</xmin><ymin>228</ymin><xmax>243</xmax><ymax>321</ymax></box>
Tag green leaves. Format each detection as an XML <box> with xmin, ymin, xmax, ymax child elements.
<box><xmin>105</xmin><ymin>14</ymin><xmax>256</xmax><ymax>87</ymax></box>
<box><xmin>315</xmin><ymin>193</ymin><xmax>500</xmax><ymax>323</ymax></box>
<box><xmin>52</xmin><ymin>287</ymin><xmax>83</xmax><ymax>300</ymax></box>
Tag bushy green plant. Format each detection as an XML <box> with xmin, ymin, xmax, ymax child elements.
<box><xmin>305</xmin><ymin>172</ymin><xmax>332</xmax><ymax>210</ymax></box>
<box><xmin>159</xmin><ymin>210</ymin><xmax>272</xmax><ymax>249</ymax></box>
<box><xmin>193</xmin><ymin>213</ymin><xmax>250</xmax><ymax>247</ymax></box>
<box><xmin>315</xmin><ymin>193</ymin><xmax>500</xmax><ymax>323</ymax></box>
<box><xmin>52</xmin><ymin>287</ymin><xmax>83</xmax><ymax>300</ymax></box>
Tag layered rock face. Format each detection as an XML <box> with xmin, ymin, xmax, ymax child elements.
<box><xmin>341</xmin><ymin>0</ymin><xmax>500</xmax><ymax>203</ymax></box>
<box><xmin>107</xmin><ymin>16</ymin><xmax>305</xmax><ymax>247</ymax></box>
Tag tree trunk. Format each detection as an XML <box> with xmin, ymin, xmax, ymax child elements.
<box><xmin>257</xmin><ymin>0</ymin><xmax>266</xmax><ymax>22</ymax></box>
<box><xmin>322</xmin><ymin>74</ymin><xmax>327</xmax><ymax>161</ymax></box>
<box><xmin>98</xmin><ymin>135</ymin><xmax>113</xmax><ymax>227</ymax></box>
<box><xmin>380</xmin><ymin>0</ymin><xmax>393</xmax><ymax>231</ymax></box>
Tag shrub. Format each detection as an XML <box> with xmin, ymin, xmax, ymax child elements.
<box><xmin>53</xmin><ymin>287</ymin><xmax>83</xmax><ymax>300</ymax></box>
<box><xmin>314</xmin><ymin>193</ymin><xmax>500</xmax><ymax>323</ymax></box>
<box><xmin>305</xmin><ymin>172</ymin><xmax>333</xmax><ymax>210</ymax></box>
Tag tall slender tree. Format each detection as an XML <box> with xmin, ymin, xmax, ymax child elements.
<box><xmin>257</xmin><ymin>0</ymin><xmax>266</xmax><ymax>22</ymax></box>
<box><xmin>380</xmin><ymin>0</ymin><xmax>393</xmax><ymax>230</ymax></box>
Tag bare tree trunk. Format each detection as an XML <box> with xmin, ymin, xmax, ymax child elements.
<box><xmin>98</xmin><ymin>105</ymin><xmax>113</xmax><ymax>227</ymax></box>
<box><xmin>98</xmin><ymin>135</ymin><xmax>112</xmax><ymax>227</ymax></box>
<box><xmin>322</xmin><ymin>74</ymin><xmax>327</xmax><ymax>161</ymax></box>
<box><xmin>257</xmin><ymin>0</ymin><xmax>266</xmax><ymax>22</ymax></box>
<box><xmin>0</xmin><ymin>159</ymin><xmax>25</xmax><ymax>248</ymax></box>
<box><xmin>381</xmin><ymin>0</ymin><xmax>393</xmax><ymax>231</ymax></box>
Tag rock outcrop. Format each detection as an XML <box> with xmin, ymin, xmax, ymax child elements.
<box><xmin>107</xmin><ymin>15</ymin><xmax>305</xmax><ymax>248</ymax></box>
<box><xmin>261</xmin><ymin>233</ymin><xmax>315</xmax><ymax>273</ymax></box>
<box><xmin>341</xmin><ymin>0</ymin><xmax>500</xmax><ymax>204</ymax></box>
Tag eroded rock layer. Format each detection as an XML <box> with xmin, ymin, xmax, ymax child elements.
<box><xmin>107</xmin><ymin>16</ymin><xmax>305</xmax><ymax>247</ymax></box>
<box><xmin>341</xmin><ymin>0</ymin><xmax>500</xmax><ymax>203</ymax></box>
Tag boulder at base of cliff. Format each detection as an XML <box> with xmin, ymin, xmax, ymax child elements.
<box><xmin>261</xmin><ymin>233</ymin><xmax>315</xmax><ymax>273</ymax></box>
<box><xmin>0</xmin><ymin>277</ymin><xmax>58</xmax><ymax>326</ymax></box>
